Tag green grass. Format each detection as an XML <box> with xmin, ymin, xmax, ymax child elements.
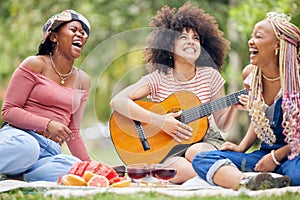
<box><xmin>1</xmin><ymin>189</ymin><xmax>300</xmax><ymax>200</ymax></box>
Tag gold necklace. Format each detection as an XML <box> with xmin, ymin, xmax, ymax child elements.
<box><xmin>49</xmin><ymin>54</ymin><xmax>74</xmax><ymax>85</ymax></box>
<box><xmin>262</xmin><ymin>72</ymin><xmax>280</xmax><ymax>81</ymax></box>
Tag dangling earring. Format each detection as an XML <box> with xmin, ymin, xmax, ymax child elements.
<box><xmin>54</xmin><ymin>41</ymin><xmax>59</xmax><ymax>54</ymax></box>
<box><xmin>169</xmin><ymin>52</ymin><xmax>172</xmax><ymax>60</ymax></box>
<box><xmin>275</xmin><ymin>48</ymin><xmax>279</xmax><ymax>55</ymax></box>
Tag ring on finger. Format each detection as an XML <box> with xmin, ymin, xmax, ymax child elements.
<box><xmin>175</xmin><ymin>131</ymin><xmax>180</xmax><ymax>137</ymax></box>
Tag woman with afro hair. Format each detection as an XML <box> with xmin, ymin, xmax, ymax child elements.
<box><xmin>110</xmin><ymin>2</ymin><xmax>246</xmax><ymax>184</ymax></box>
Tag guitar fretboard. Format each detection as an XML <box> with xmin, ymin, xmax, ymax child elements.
<box><xmin>181</xmin><ymin>89</ymin><xmax>247</xmax><ymax>124</ymax></box>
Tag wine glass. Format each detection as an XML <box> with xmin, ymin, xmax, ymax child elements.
<box><xmin>154</xmin><ymin>163</ymin><xmax>177</xmax><ymax>187</ymax></box>
<box><xmin>127</xmin><ymin>163</ymin><xmax>148</xmax><ymax>187</ymax></box>
<box><xmin>149</xmin><ymin>164</ymin><xmax>157</xmax><ymax>179</ymax></box>
<box><xmin>149</xmin><ymin>164</ymin><xmax>159</xmax><ymax>186</ymax></box>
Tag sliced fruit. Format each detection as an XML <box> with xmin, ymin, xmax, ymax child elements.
<box><xmin>105</xmin><ymin>168</ymin><xmax>118</xmax><ymax>180</ymax></box>
<box><xmin>109</xmin><ymin>176</ymin><xmax>121</xmax><ymax>185</ymax></box>
<box><xmin>61</xmin><ymin>175</ymin><xmax>70</xmax><ymax>186</ymax></box>
<box><xmin>57</xmin><ymin>174</ymin><xmax>63</xmax><ymax>185</ymax></box>
<box><xmin>68</xmin><ymin>161</ymin><xmax>90</xmax><ymax>177</ymax></box>
<box><xmin>74</xmin><ymin>161</ymin><xmax>90</xmax><ymax>177</ymax></box>
<box><xmin>110</xmin><ymin>179</ymin><xmax>131</xmax><ymax>188</ymax></box>
<box><xmin>85</xmin><ymin>161</ymin><xmax>103</xmax><ymax>173</ymax></box>
<box><xmin>95</xmin><ymin>166</ymin><xmax>110</xmax><ymax>176</ymax></box>
<box><xmin>87</xmin><ymin>175</ymin><xmax>109</xmax><ymax>188</ymax></box>
<box><xmin>68</xmin><ymin>162</ymin><xmax>80</xmax><ymax>174</ymax></box>
<box><xmin>96</xmin><ymin>166</ymin><xmax>118</xmax><ymax>181</ymax></box>
<box><xmin>83</xmin><ymin>170</ymin><xmax>96</xmax><ymax>182</ymax></box>
<box><xmin>62</xmin><ymin>174</ymin><xmax>87</xmax><ymax>186</ymax></box>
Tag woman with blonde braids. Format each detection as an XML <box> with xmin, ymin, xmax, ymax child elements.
<box><xmin>192</xmin><ymin>12</ymin><xmax>300</xmax><ymax>190</ymax></box>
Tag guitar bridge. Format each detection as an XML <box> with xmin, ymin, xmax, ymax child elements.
<box><xmin>134</xmin><ymin>120</ymin><xmax>150</xmax><ymax>151</ymax></box>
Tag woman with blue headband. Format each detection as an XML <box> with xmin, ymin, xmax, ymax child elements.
<box><xmin>0</xmin><ymin>10</ymin><xmax>92</xmax><ymax>182</ymax></box>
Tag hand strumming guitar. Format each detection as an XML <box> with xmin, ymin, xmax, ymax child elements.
<box><xmin>151</xmin><ymin>110</ymin><xmax>193</xmax><ymax>143</ymax></box>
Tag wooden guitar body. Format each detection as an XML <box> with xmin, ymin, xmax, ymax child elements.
<box><xmin>110</xmin><ymin>91</ymin><xmax>208</xmax><ymax>165</ymax></box>
<box><xmin>109</xmin><ymin>89</ymin><xmax>247</xmax><ymax>165</ymax></box>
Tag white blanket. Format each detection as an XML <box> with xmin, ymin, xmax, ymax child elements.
<box><xmin>1</xmin><ymin>174</ymin><xmax>299</xmax><ymax>198</ymax></box>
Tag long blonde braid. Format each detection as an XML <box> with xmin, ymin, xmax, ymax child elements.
<box><xmin>248</xmin><ymin>66</ymin><xmax>276</xmax><ymax>145</ymax></box>
<box><xmin>266</xmin><ymin>12</ymin><xmax>300</xmax><ymax>159</ymax></box>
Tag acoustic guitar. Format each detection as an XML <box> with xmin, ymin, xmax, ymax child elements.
<box><xmin>109</xmin><ymin>89</ymin><xmax>247</xmax><ymax>165</ymax></box>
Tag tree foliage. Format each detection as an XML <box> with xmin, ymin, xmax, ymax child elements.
<box><xmin>0</xmin><ymin>0</ymin><xmax>299</xmax><ymax>130</ymax></box>
<box><xmin>229</xmin><ymin>0</ymin><xmax>300</xmax><ymax>66</ymax></box>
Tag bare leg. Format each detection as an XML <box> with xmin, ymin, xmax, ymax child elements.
<box><xmin>164</xmin><ymin>156</ymin><xmax>196</xmax><ymax>184</ymax></box>
<box><xmin>185</xmin><ymin>142</ymin><xmax>216</xmax><ymax>162</ymax></box>
<box><xmin>166</xmin><ymin>142</ymin><xmax>216</xmax><ymax>184</ymax></box>
<box><xmin>213</xmin><ymin>165</ymin><xmax>245</xmax><ymax>190</ymax></box>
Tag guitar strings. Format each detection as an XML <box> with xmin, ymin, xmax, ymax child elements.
<box><xmin>183</xmin><ymin>90</ymin><xmax>246</xmax><ymax>123</ymax></box>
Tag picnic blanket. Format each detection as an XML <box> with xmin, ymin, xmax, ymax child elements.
<box><xmin>1</xmin><ymin>174</ymin><xmax>300</xmax><ymax>198</ymax></box>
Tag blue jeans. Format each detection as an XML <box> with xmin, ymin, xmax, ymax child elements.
<box><xmin>0</xmin><ymin>124</ymin><xmax>80</xmax><ymax>182</ymax></box>
<box><xmin>192</xmin><ymin>149</ymin><xmax>300</xmax><ymax>186</ymax></box>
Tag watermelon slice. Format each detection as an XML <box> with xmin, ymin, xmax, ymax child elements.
<box><xmin>85</xmin><ymin>161</ymin><xmax>103</xmax><ymax>173</ymax></box>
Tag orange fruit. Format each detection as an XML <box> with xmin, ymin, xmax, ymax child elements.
<box><xmin>110</xmin><ymin>179</ymin><xmax>131</xmax><ymax>188</ymax></box>
<box><xmin>62</xmin><ymin>174</ymin><xmax>87</xmax><ymax>186</ymax></box>
<box><xmin>62</xmin><ymin>175</ymin><xmax>70</xmax><ymax>186</ymax></box>
<box><xmin>83</xmin><ymin>170</ymin><xmax>96</xmax><ymax>182</ymax></box>
<box><xmin>87</xmin><ymin>175</ymin><xmax>109</xmax><ymax>188</ymax></box>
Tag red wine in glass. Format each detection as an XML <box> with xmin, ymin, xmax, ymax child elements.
<box><xmin>127</xmin><ymin>163</ymin><xmax>148</xmax><ymax>187</ymax></box>
<box><xmin>150</xmin><ymin>169</ymin><xmax>157</xmax><ymax>178</ymax></box>
<box><xmin>127</xmin><ymin>168</ymin><xmax>148</xmax><ymax>179</ymax></box>
<box><xmin>154</xmin><ymin>164</ymin><xmax>177</xmax><ymax>186</ymax></box>
<box><xmin>155</xmin><ymin>168</ymin><xmax>177</xmax><ymax>180</ymax></box>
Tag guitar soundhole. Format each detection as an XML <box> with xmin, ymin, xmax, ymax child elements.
<box><xmin>167</xmin><ymin>108</ymin><xmax>181</xmax><ymax>113</ymax></box>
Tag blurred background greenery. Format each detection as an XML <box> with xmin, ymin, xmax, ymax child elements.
<box><xmin>1</xmin><ymin>0</ymin><xmax>299</xmax><ymax>165</ymax></box>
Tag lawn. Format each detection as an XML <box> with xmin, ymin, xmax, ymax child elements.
<box><xmin>1</xmin><ymin>189</ymin><xmax>300</xmax><ymax>200</ymax></box>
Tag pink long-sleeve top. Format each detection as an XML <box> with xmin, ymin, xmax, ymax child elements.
<box><xmin>2</xmin><ymin>65</ymin><xmax>91</xmax><ymax>161</ymax></box>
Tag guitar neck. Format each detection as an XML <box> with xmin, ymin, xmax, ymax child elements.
<box><xmin>181</xmin><ymin>89</ymin><xmax>247</xmax><ymax>124</ymax></box>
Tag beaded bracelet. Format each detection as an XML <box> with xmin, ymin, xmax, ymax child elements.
<box><xmin>271</xmin><ymin>150</ymin><xmax>281</xmax><ymax>165</ymax></box>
